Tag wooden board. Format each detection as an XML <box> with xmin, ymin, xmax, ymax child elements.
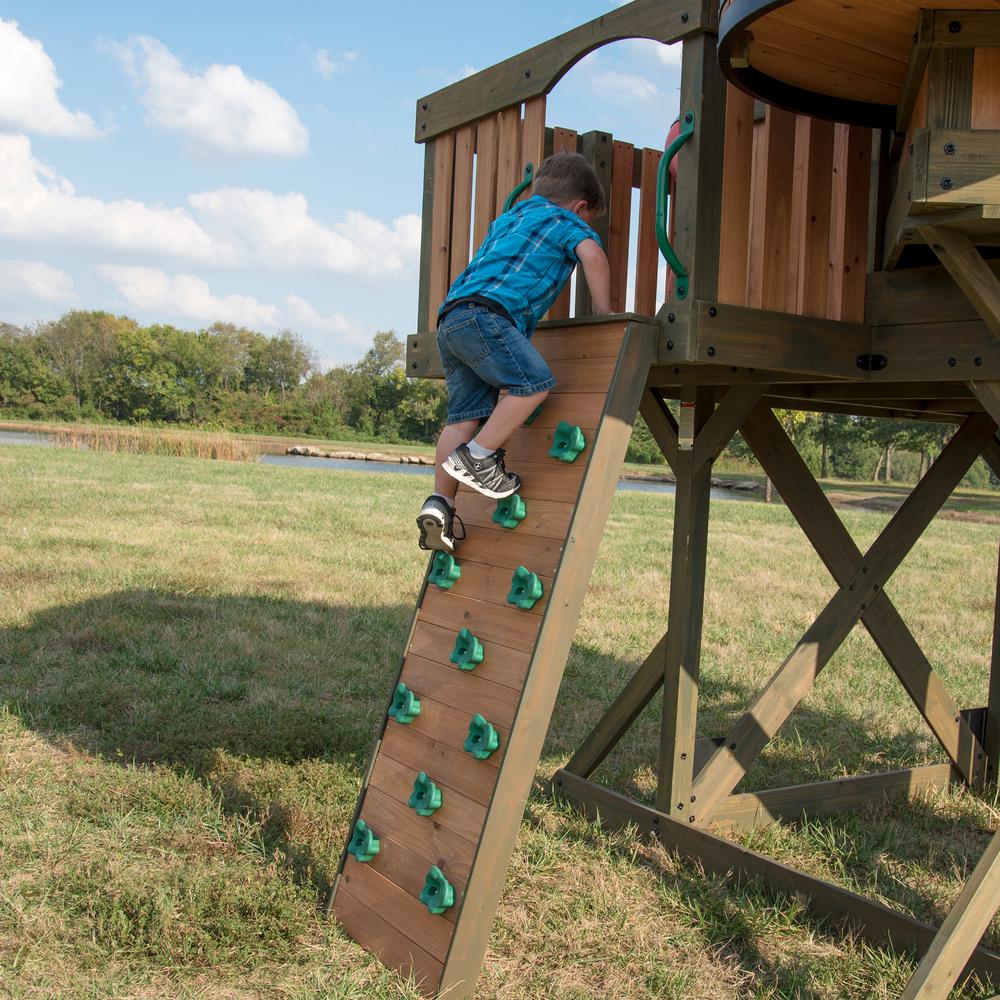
<box><xmin>718</xmin><ymin>84</ymin><xmax>755</xmax><ymax>307</ymax></box>
<box><xmin>427</xmin><ymin>133</ymin><xmax>456</xmax><ymax>332</ymax></box>
<box><xmin>608</xmin><ymin>140</ymin><xmax>635</xmax><ymax>313</ymax></box>
<box><xmin>635</xmin><ymin>148</ymin><xmax>661</xmax><ymax>317</ymax></box>
<box><xmin>449</xmin><ymin>125</ymin><xmax>475</xmax><ymax>284</ymax></box>
<box><xmin>472</xmin><ymin>114</ymin><xmax>498</xmax><ymax>252</ymax></box>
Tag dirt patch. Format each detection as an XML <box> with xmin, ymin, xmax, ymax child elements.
<box><xmin>825</xmin><ymin>492</ymin><xmax>1000</xmax><ymax>525</ymax></box>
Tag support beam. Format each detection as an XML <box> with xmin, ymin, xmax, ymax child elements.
<box><xmin>989</xmin><ymin>545</ymin><xmax>1000</xmax><ymax>784</ymax></box>
<box><xmin>552</xmin><ymin>770</ymin><xmax>1000</xmax><ymax>987</ymax></box>
<box><xmin>692</xmin><ymin>414</ymin><xmax>997</xmax><ymax>822</ymax></box>
<box><xmin>691</xmin><ymin>384</ymin><xmax>769</xmax><ymax>470</ymax></box>
<box><xmin>656</xmin><ymin>387</ymin><xmax>714</xmax><ymax>818</ymax></box>
<box><xmin>971</xmin><ymin>380</ymin><xmax>1000</xmax><ymax>428</ymax></box>
<box><xmin>639</xmin><ymin>386</ymin><xmax>679</xmax><ymax>472</ymax></box>
<box><xmin>901</xmin><ymin>826</ymin><xmax>1000</xmax><ymax>1000</ymax></box>
<box><xmin>741</xmin><ymin>405</ymin><xmax>987</xmax><ymax>787</ymax></box>
<box><xmin>920</xmin><ymin>226</ymin><xmax>1000</xmax><ymax>344</ymax></box>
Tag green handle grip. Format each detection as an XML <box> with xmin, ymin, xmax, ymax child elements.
<box><xmin>503</xmin><ymin>162</ymin><xmax>534</xmax><ymax>213</ymax></box>
<box><xmin>655</xmin><ymin>112</ymin><xmax>695</xmax><ymax>300</ymax></box>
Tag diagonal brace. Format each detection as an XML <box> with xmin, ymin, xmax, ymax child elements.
<box><xmin>741</xmin><ymin>404</ymin><xmax>987</xmax><ymax>787</ymax></box>
<box><xmin>692</xmin><ymin>413</ymin><xmax>997</xmax><ymax>823</ymax></box>
<box><xmin>639</xmin><ymin>386</ymin><xmax>679</xmax><ymax>472</ymax></box>
<box><xmin>970</xmin><ymin>380</ymin><xmax>1000</xmax><ymax>430</ymax></box>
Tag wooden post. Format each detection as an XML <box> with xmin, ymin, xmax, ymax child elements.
<box><xmin>989</xmin><ymin>544</ymin><xmax>1000</xmax><ymax>784</ymax></box>
<box><xmin>575</xmin><ymin>130</ymin><xmax>613</xmax><ymax>318</ymax></box>
<box><xmin>656</xmin><ymin>386</ymin><xmax>713</xmax><ymax>818</ymax></box>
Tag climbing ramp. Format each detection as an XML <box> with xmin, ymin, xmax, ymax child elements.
<box><xmin>328</xmin><ymin>317</ymin><xmax>653</xmax><ymax>998</ymax></box>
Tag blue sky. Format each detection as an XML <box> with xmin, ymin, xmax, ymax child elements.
<box><xmin>0</xmin><ymin>1</ymin><xmax>681</xmax><ymax>367</ymax></box>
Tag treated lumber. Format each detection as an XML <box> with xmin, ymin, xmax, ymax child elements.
<box><xmin>741</xmin><ymin>405</ymin><xmax>987</xmax><ymax>788</ymax></box>
<box><xmin>920</xmin><ymin>227</ymin><xmax>1000</xmax><ymax>343</ymax></box>
<box><xmin>693</xmin><ymin>414</ymin><xmax>997</xmax><ymax>822</ymax></box>
<box><xmin>989</xmin><ymin>545</ymin><xmax>1000</xmax><ymax>783</ymax></box>
<box><xmin>691</xmin><ymin>383</ymin><xmax>768</xmax><ymax>471</ymax></box>
<box><xmin>551</xmin><ymin>770</ymin><xmax>1000</xmax><ymax>987</ymax></box>
<box><xmin>901</xmin><ymin>826</ymin><xmax>1000</xmax><ymax>999</ymax></box>
<box><xmin>435</xmin><ymin>323</ymin><xmax>654</xmax><ymax>998</ymax></box>
<box><xmin>913</xmin><ymin>129</ymin><xmax>1000</xmax><ymax>210</ymax></box>
<box><xmin>896</xmin><ymin>10</ymin><xmax>934</xmax><ymax>132</ymax></box>
<box><xmin>927</xmin><ymin>47</ymin><xmax>974</xmax><ymax>130</ymax></box>
<box><xmin>414</xmin><ymin>0</ymin><xmax>711</xmax><ymax>141</ymax></box>
<box><xmin>416</xmin><ymin>143</ymin><xmax>437</xmax><ymax>334</ymax></box>
<box><xmin>656</xmin><ymin>388</ymin><xmax>714</xmax><ymax>816</ymax></box>
<box><xmin>576</xmin><ymin>131</ymin><xmax>613</xmax><ymax>318</ymax></box>
<box><xmin>635</xmin><ymin>148</ymin><xmax>662</xmax><ymax>317</ymax></box>
<box><xmin>972</xmin><ymin>381</ymin><xmax>1000</xmax><ymax>427</ymax></box>
<box><xmin>718</xmin><ymin>84</ymin><xmax>754</xmax><ymax>306</ymax></box>
<box><xmin>868</xmin><ymin>319</ymin><xmax>1000</xmax><ymax>383</ymax></box>
<box><xmin>638</xmin><ymin>387</ymin><xmax>679</xmax><ymax>472</ymax></box>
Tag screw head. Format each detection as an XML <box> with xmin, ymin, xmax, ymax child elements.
<box><xmin>681</xmin><ymin>12</ymin><xmax>689</xmax><ymax>23</ymax></box>
<box><xmin>707</xmin><ymin>346</ymin><xmax>716</xmax><ymax>357</ymax></box>
<box><xmin>974</xmin><ymin>357</ymin><xmax>983</xmax><ymax>366</ymax></box>
<box><xmin>708</xmin><ymin>307</ymin><xmax>718</xmax><ymax>318</ymax></box>
<box><xmin>729</xmin><ymin>742</ymin><xmax>737</xmax><ymax>751</ymax></box>
<box><xmin>684</xmin><ymin>111</ymin><xmax>694</xmax><ymax>125</ymax></box>
<box><xmin>667</xmin><ymin>312</ymin><xmax>676</xmax><ymax>323</ymax></box>
<box><xmin>941</xmin><ymin>177</ymin><xmax>954</xmax><ymax>190</ymax></box>
<box><xmin>948</xmin><ymin>357</ymin><xmax>957</xmax><ymax>367</ymax></box>
<box><xmin>666</xmin><ymin>340</ymin><xmax>674</xmax><ymax>350</ymax></box>
<box><xmin>944</xmin><ymin>142</ymin><xmax>957</xmax><ymax>155</ymax></box>
<box><xmin>949</xmin><ymin>19</ymin><xmax>962</xmax><ymax>33</ymax></box>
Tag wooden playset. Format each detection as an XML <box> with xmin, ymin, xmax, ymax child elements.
<box><xmin>326</xmin><ymin>2</ymin><xmax>1000</xmax><ymax>997</ymax></box>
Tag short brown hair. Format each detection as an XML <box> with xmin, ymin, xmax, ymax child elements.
<box><xmin>534</xmin><ymin>152</ymin><xmax>606</xmax><ymax>214</ymax></box>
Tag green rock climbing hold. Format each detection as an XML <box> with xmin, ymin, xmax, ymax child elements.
<box><xmin>429</xmin><ymin>551</ymin><xmax>461</xmax><ymax>590</ymax></box>
<box><xmin>524</xmin><ymin>404</ymin><xmax>544</xmax><ymax>425</ymax></box>
<box><xmin>388</xmin><ymin>681</ymin><xmax>421</xmax><ymax>724</ymax></box>
<box><xmin>449</xmin><ymin>627</ymin><xmax>484</xmax><ymax>671</ymax></box>
<box><xmin>347</xmin><ymin>819</ymin><xmax>379</xmax><ymax>862</ymax></box>
<box><xmin>507</xmin><ymin>565</ymin><xmax>543</xmax><ymax>610</ymax></box>
<box><xmin>408</xmin><ymin>771</ymin><xmax>443</xmax><ymax>816</ymax></box>
<box><xmin>420</xmin><ymin>865</ymin><xmax>455</xmax><ymax>914</ymax></box>
<box><xmin>549</xmin><ymin>420</ymin><xmax>586</xmax><ymax>462</ymax></box>
<box><xmin>492</xmin><ymin>493</ymin><xmax>526</xmax><ymax>530</ymax></box>
<box><xmin>464</xmin><ymin>713</ymin><xmax>500</xmax><ymax>760</ymax></box>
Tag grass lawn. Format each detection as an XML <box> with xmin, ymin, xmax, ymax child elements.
<box><xmin>0</xmin><ymin>444</ymin><xmax>998</xmax><ymax>998</ymax></box>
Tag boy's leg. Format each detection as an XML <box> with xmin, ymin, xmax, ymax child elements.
<box><xmin>472</xmin><ymin>389</ymin><xmax>549</xmax><ymax>451</ymax></box>
<box><xmin>434</xmin><ymin>419</ymin><xmax>478</xmax><ymax>498</ymax></box>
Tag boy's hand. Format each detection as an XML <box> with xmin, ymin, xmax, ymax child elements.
<box><xmin>576</xmin><ymin>239</ymin><xmax>612</xmax><ymax>315</ymax></box>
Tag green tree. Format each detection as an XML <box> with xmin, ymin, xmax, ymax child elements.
<box><xmin>244</xmin><ymin>330</ymin><xmax>314</xmax><ymax>400</ymax></box>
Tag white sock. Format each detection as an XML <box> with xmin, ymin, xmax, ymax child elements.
<box><xmin>466</xmin><ymin>439</ymin><xmax>493</xmax><ymax>459</ymax></box>
<box><xmin>429</xmin><ymin>492</ymin><xmax>454</xmax><ymax>509</ymax></box>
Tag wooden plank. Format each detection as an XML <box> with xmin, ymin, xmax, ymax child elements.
<box><xmin>718</xmin><ymin>83</ymin><xmax>755</xmax><ymax>307</ymax></box>
<box><xmin>407</xmin><ymin>620</ymin><xmax>532</xmax><ymax>692</ymax></box>
<box><xmin>918</xmin><ymin>128</ymin><xmax>1000</xmax><ymax>210</ymax></box>
<box><xmin>692</xmin><ymin>413</ymin><xmax>997</xmax><ymax>823</ymax></box>
<box><xmin>639</xmin><ymin>387</ymin><xmax>679</xmax><ymax>472</ymax></box>
<box><xmin>827</xmin><ymin>125</ymin><xmax>871</xmax><ymax>324</ymax></box>
<box><xmin>927</xmin><ymin>46</ymin><xmax>974</xmax><ymax>130</ymax></box>
<box><xmin>414</xmin><ymin>0</ymin><xmax>708</xmax><ymax>141</ymax></box>
<box><xmin>972</xmin><ymin>49</ymin><xmax>1000</xmax><ymax>130</ymax></box>
<box><xmin>368</xmin><ymin>752</ymin><xmax>487</xmax><ymax>847</ymax></box>
<box><xmin>495</xmin><ymin>105</ymin><xmax>522</xmax><ymax>215</ymax></box>
<box><xmin>436</xmin><ymin>322</ymin><xmax>655</xmax><ymax>997</ymax></box>
<box><xmin>635</xmin><ymin>148</ymin><xmax>661</xmax><ymax>317</ymax></box>
<box><xmin>402</xmin><ymin>655</ymin><xmax>520</xmax><ymax>731</ymax></box>
<box><xmin>454</xmin><ymin>491</ymin><xmax>572</xmax><ymax>543</ymax></box>
<box><xmin>379</xmin><ymin>725</ymin><xmax>496</xmax><ymax>807</ymax></box>
<box><xmin>338</xmin><ymin>854</ymin><xmax>454</xmax><ymax>961</ymax></box>
<box><xmin>472</xmin><ymin>114</ymin><xmax>498</xmax><ymax>252</ymax></box>
<box><xmin>790</xmin><ymin>117</ymin><xmax>835</xmax><ymax>318</ymax></box>
<box><xmin>334</xmin><ymin>886</ymin><xmax>443</xmax><ymax>995</ymax></box>
<box><xmin>428</xmin><ymin>133</ymin><xmax>456</xmax><ymax>332</ymax></box>
<box><xmin>546</xmin><ymin>126</ymin><xmax>579</xmax><ymax>322</ymax></box>
<box><xmin>417</xmin><ymin>591</ymin><xmax>540</xmax><ymax>654</ymax></box>
<box><xmin>742</xmin><ymin>404</ymin><xmax>986</xmax><ymax>786</ymax></box>
<box><xmin>971</xmin><ymin>380</ymin><xmax>1000</xmax><ymax>428</ymax></box>
<box><xmin>449</xmin><ymin>125</ymin><xmax>475</xmax><ymax>283</ymax></box>
<box><xmin>868</xmin><ymin>319</ymin><xmax>1000</xmax><ymax>382</ymax></box>
<box><xmin>656</xmin><ymin>387</ymin><xmax>713</xmax><ymax>817</ymax></box>
<box><xmin>566</xmin><ymin>632</ymin><xmax>669</xmax><ymax>778</ymax></box>
<box><xmin>417</xmin><ymin>143</ymin><xmax>437</xmax><ymax>334</ymax></box>
<box><xmin>454</xmin><ymin>519</ymin><xmax>564</xmax><ymax>577</ymax></box>
<box><xmin>710</xmin><ymin>763</ymin><xmax>956</xmax><ymax>834</ymax></box>
<box><xmin>520</xmin><ymin>96</ymin><xmax>546</xmax><ymax>199</ymax></box>
<box><xmin>575</xmin><ymin>131</ymin><xmax>613</xmax><ymax>318</ymax></box>
<box><xmin>552</xmin><ymin>769</ymin><xmax>1000</xmax><ymax>987</ymax></box>
<box><xmin>896</xmin><ymin>10</ymin><xmax>934</xmax><ymax>132</ymax></box>
<box><xmin>690</xmin><ymin>383</ymin><xmax>768</xmax><ymax>472</ymax></box>
<box><xmin>901</xmin><ymin>827</ymin><xmax>1000</xmax><ymax>999</ymax></box>
<box><xmin>920</xmin><ymin>226</ymin><xmax>1000</xmax><ymax>344</ymax></box>
<box><xmin>988</xmin><ymin>544</ymin><xmax>1000</xmax><ymax>785</ymax></box>
<box><xmin>608</xmin><ymin>140</ymin><xmax>635</xmax><ymax>313</ymax></box>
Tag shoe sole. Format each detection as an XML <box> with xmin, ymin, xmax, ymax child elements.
<box><xmin>416</xmin><ymin>513</ymin><xmax>454</xmax><ymax>553</ymax></box>
<box><xmin>442</xmin><ymin>455</ymin><xmax>520</xmax><ymax>499</ymax></box>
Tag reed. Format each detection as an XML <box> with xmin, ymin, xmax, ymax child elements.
<box><xmin>49</xmin><ymin>425</ymin><xmax>260</xmax><ymax>462</ymax></box>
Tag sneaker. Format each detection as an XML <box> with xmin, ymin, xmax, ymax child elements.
<box><xmin>442</xmin><ymin>444</ymin><xmax>521</xmax><ymax>499</ymax></box>
<box><xmin>416</xmin><ymin>495</ymin><xmax>465</xmax><ymax>552</ymax></box>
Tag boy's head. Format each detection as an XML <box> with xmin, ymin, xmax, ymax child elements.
<box><xmin>534</xmin><ymin>152</ymin><xmax>606</xmax><ymax>220</ymax></box>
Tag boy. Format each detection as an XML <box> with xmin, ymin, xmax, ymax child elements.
<box><xmin>417</xmin><ymin>151</ymin><xmax>611</xmax><ymax>553</ymax></box>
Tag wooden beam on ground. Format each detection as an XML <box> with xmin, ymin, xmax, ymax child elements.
<box><xmin>740</xmin><ymin>405</ymin><xmax>988</xmax><ymax>789</ymax></box>
<box><xmin>656</xmin><ymin>388</ymin><xmax>713</xmax><ymax>818</ymax></box>
<box><xmin>920</xmin><ymin>226</ymin><xmax>1000</xmax><ymax>344</ymax></box>
<box><xmin>551</xmin><ymin>770</ymin><xmax>1000</xmax><ymax>987</ymax></box>
<box><xmin>710</xmin><ymin>763</ymin><xmax>956</xmax><ymax>834</ymax></box>
<box><xmin>901</xmin><ymin>826</ymin><xmax>1000</xmax><ymax>999</ymax></box>
<box><xmin>692</xmin><ymin>414</ymin><xmax>997</xmax><ymax>823</ymax></box>
<box><xmin>566</xmin><ymin>632</ymin><xmax>668</xmax><ymax>778</ymax></box>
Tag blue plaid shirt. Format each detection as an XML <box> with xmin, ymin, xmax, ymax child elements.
<box><xmin>440</xmin><ymin>195</ymin><xmax>601</xmax><ymax>337</ymax></box>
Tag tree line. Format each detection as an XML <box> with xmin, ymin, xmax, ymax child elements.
<box><xmin>0</xmin><ymin>309</ymin><xmax>994</xmax><ymax>487</ymax></box>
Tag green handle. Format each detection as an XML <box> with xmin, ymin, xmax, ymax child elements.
<box><xmin>503</xmin><ymin>162</ymin><xmax>534</xmax><ymax>213</ymax></box>
<box><xmin>656</xmin><ymin>112</ymin><xmax>695</xmax><ymax>300</ymax></box>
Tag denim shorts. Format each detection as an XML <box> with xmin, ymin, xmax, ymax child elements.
<box><xmin>437</xmin><ymin>303</ymin><xmax>556</xmax><ymax>425</ymax></box>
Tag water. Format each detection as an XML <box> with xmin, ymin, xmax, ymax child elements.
<box><xmin>1</xmin><ymin>429</ymin><xmax>750</xmax><ymax>500</ymax></box>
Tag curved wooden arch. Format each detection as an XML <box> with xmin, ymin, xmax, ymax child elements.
<box><xmin>414</xmin><ymin>0</ymin><xmax>712</xmax><ymax>142</ymax></box>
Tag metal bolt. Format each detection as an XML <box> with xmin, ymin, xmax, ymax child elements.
<box><xmin>666</xmin><ymin>339</ymin><xmax>674</xmax><ymax>350</ymax></box>
<box><xmin>860</xmin><ymin>603</ymin><xmax>867</xmax><ymax>611</ymax></box>
<box><xmin>707</xmin><ymin>346</ymin><xmax>716</xmax><ymax>357</ymax></box>
<box><xmin>681</xmin><ymin>11</ymin><xmax>689</xmax><ymax>22</ymax></box>
<box><xmin>948</xmin><ymin>357</ymin><xmax>957</xmax><ymax>367</ymax></box>
<box><xmin>944</xmin><ymin>142</ymin><xmax>957</xmax><ymax>155</ymax></box>
<box><xmin>524</xmin><ymin>69</ymin><xmax>531</xmax><ymax>78</ymax></box>
<box><xmin>667</xmin><ymin>312</ymin><xmax>676</xmax><ymax>323</ymax></box>
<box><xmin>949</xmin><ymin>19</ymin><xmax>962</xmax><ymax>33</ymax></box>
<box><xmin>684</xmin><ymin>111</ymin><xmax>694</xmax><ymax>125</ymax></box>
<box><xmin>680</xmin><ymin>752</ymin><xmax>687</xmax><ymax>760</ymax></box>
<box><xmin>708</xmin><ymin>307</ymin><xmax>718</xmax><ymax>318</ymax></box>
<box><xmin>690</xmin><ymin>795</ymin><xmax>697</xmax><ymax>803</ymax></box>
<box><xmin>729</xmin><ymin>742</ymin><xmax>737</xmax><ymax>750</ymax></box>
<box><xmin>421</xmin><ymin>123</ymin><xmax>426</xmax><ymax>131</ymax></box>
<box><xmin>421</xmin><ymin>103</ymin><xmax>428</xmax><ymax>111</ymax></box>
<box><xmin>955</xmin><ymin>715</ymin><xmax>961</xmax><ymax>723</ymax></box>
<box><xmin>677</xmin><ymin>802</ymin><xmax>685</xmax><ymax>810</ymax></box>
<box><xmin>941</xmin><ymin>177</ymin><xmax>954</xmax><ymax>190</ymax></box>
<box><xmin>689</xmin><ymin>816</ymin><xmax>696</xmax><ymax>823</ymax></box>
<box><xmin>975</xmin><ymin>357</ymin><xmax>983</xmax><ymax>367</ymax></box>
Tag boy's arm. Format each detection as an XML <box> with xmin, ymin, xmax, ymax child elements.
<box><xmin>576</xmin><ymin>239</ymin><xmax>612</xmax><ymax>315</ymax></box>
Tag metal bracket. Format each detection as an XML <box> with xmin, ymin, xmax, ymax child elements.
<box><xmin>856</xmin><ymin>353</ymin><xmax>889</xmax><ymax>372</ymax></box>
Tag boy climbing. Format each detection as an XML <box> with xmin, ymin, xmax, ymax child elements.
<box><xmin>417</xmin><ymin>151</ymin><xmax>612</xmax><ymax>553</ymax></box>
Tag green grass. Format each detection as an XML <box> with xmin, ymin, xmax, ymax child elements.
<box><xmin>0</xmin><ymin>444</ymin><xmax>998</xmax><ymax>998</ymax></box>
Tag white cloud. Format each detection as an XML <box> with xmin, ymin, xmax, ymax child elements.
<box><xmin>312</xmin><ymin>48</ymin><xmax>358</xmax><ymax>80</ymax></box>
<box><xmin>114</xmin><ymin>35</ymin><xmax>308</xmax><ymax>157</ymax></box>
<box><xmin>592</xmin><ymin>69</ymin><xmax>659</xmax><ymax>103</ymax></box>
<box><xmin>0</xmin><ymin>19</ymin><xmax>102</xmax><ymax>138</ymax></box>
<box><xmin>0</xmin><ymin>135</ymin><xmax>420</xmax><ymax>277</ymax></box>
<box><xmin>0</xmin><ymin>259</ymin><xmax>75</xmax><ymax>302</ymax></box>
<box><xmin>629</xmin><ymin>38</ymin><xmax>682</xmax><ymax>69</ymax></box>
<box><xmin>98</xmin><ymin>265</ymin><xmax>364</xmax><ymax>340</ymax></box>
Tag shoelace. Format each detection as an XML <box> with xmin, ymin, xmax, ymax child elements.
<box><xmin>450</xmin><ymin>510</ymin><xmax>466</xmax><ymax>541</ymax></box>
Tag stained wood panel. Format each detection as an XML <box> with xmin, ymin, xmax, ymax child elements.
<box><xmin>547</xmin><ymin>127</ymin><xmax>579</xmax><ymax>322</ymax></box>
<box><xmin>472</xmin><ymin>114</ymin><xmax>499</xmax><ymax>251</ymax></box>
<box><xmin>449</xmin><ymin>125</ymin><xmax>475</xmax><ymax>283</ymax></box>
<box><xmin>718</xmin><ymin>84</ymin><xmax>755</xmax><ymax>306</ymax></box>
<box><xmin>427</xmin><ymin>133</ymin><xmax>456</xmax><ymax>332</ymax></box>
<box><xmin>609</xmin><ymin>140</ymin><xmax>635</xmax><ymax>312</ymax></box>
<box><xmin>972</xmin><ymin>48</ymin><xmax>1000</xmax><ymax>129</ymax></box>
<box><xmin>407</xmin><ymin>620</ymin><xmax>532</xmax><ymax>690</ymax></box>
<box><xmin>635</xmin><ymin>148</ymin><xmax>661</xmax><ymax>316</ymax></box>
